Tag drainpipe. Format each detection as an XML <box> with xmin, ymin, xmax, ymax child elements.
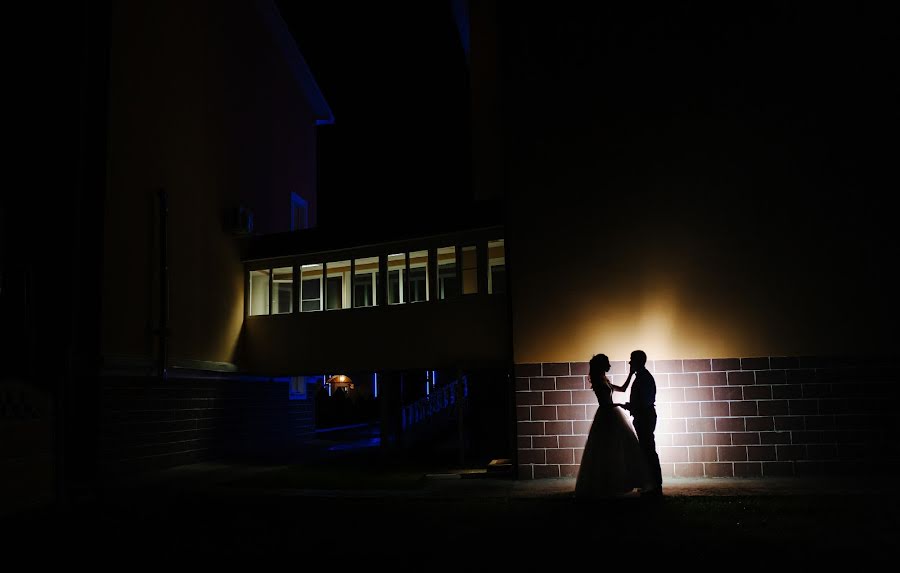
<box><xmin>157</xmin><ymin>189</ymin><xmax>168</xmax><ymax>381</ymax></box>
<box><xmin>457</xmin><ymin>367</ymin><xmax>465</xmax><ymax>466</ymax></box>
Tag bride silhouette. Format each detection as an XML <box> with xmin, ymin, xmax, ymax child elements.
<box><xmin>575</xmin><ymin>353</ymin><xmax>652</xmax><ymax>500</ymax></box>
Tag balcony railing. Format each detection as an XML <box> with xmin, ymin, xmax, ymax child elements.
<box><xmin>401</xmin><ymin>377</ymin><xmax>468</xmax><ymax>431</ymax></box>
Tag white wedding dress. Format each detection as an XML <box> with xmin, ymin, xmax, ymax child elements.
<box><xmin>575</xmin><ymin>376</ymin><xmax>652</xmax><ymax>500</ymax></box>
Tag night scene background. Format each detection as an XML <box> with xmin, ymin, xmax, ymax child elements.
<box><xmin>276</xmin><ymin>0</ymin><xmax>474</xmax><ymax>229</ymax></box>
<box><xmin>1</xmin><ymin>0</ymin><xmax>899</xmax><ymax>561</ymax></box>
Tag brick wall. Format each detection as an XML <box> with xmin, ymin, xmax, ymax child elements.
<box><xmin>100</xmin><ymin>377</ymin><xmax>314</xmax><ymax>475</ymax></box>
<box><xmin>515</xmin><ymin>357</ymin><xmax>899</xmax><ymax>479</ymax></box>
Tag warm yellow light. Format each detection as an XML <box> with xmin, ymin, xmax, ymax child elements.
<box><xmin>225</xmin><ymin>264</ymin><xmax>245</xmax><ymax>361</ymax></box>
<box><xmin>327</xmin><ymin>374</ymin><xmax>353</xmax><ymax>387</ymax></box>
<box><xmin>516</xmin><ymin>274</ymin><xmax>750</xmax><ymax>363</ymax></box>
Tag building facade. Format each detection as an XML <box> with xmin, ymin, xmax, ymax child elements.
<box><xmin>499</xmin><ymin>4</ymin><xmax>899</xmax><ymax>478</ymax></box>
<box><xmin>5</xmin><ymin>4</ymin><xmax>897</xmax><ymax>520</ymax></box>
<box><xmin>1</xmin><ymin>0</ymin><xmax>335</xmax><ymax>513</ymax></box>
<box><xmin>233</xmin><ymin>2</ymin><xmax>899</xmax><ymax>480</ymax></box>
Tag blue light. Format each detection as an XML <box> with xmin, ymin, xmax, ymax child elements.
<box><xmin>451</xmin><ymin>0</ymin><xmax>470</xmax><ymax>61</ymax></box>
<box><xmin>373</xmin><ymin>372</ymin><xmax>378</xmax><ymax>398</ymax></box>
<box><xmin>316</xmin><ymin>423</ymin><xmax>381</xmax><ymax>450</ymax></box>
<box><xmin>328</xmin><ymin>437</ymin><xmax>380</xmax><ymax>451</ymax></box>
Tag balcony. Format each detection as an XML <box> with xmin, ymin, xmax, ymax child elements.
<box><xmin>241</xmin><ymin>226</ymin><xmax>508</xmax><ymax>374</ymax></box>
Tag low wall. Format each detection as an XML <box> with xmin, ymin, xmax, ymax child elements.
<box><xmin>100</xmin><ymin>376</ymin><xmax>314</xmax><ymax>475</ymax></box>
<box><xmin>515</xmin><ymin>357</ymin><xmax>899</xmax><ymax>479</ymax></box>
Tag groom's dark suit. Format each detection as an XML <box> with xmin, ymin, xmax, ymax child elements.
<box><xmin>628</xmin><ymin>368</ymin><xmax>663</xmax><ymax>491</ymax></box>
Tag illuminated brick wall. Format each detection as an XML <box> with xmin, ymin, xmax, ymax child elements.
<box><xmin>100</xmin><ymin>377</ymin><xmax>314</xmax><ymax>475</ymax></box>
<box><xmin>515</xmin><ymin>357</ymin><xmax>899</xmax><ymax>480</ymax></box>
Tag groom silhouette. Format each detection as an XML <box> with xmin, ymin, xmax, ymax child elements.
<box><xmin>616</xmin><ymin>350</ymin><xmax>663</xmax><ymax>497</ymax></box>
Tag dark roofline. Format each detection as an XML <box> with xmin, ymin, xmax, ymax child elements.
<box><xmin>258</xmin><ymin>0</ymin><xmax>335</xmax><ymax>125</ymax></box>
<box><xmin>240</xmin><ymin>199</ymin><xmax>504</xmax><ymax>262</ymax></box>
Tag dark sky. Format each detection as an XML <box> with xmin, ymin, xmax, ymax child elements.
<box><xmin>275</xmin><ymin>2</ymin><xmax>898</xmax><ymax>235</ymax></box>
<box><xmin>275</xmin><ymin>1</ymin><xmax>471</xmax><ymax>229</ymax></box>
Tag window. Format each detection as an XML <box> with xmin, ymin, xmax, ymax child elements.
<box><xmin>290</xmin><ymin>376</ymin><xmax>310</xmax><ymax>399</ymax></box>
<box><xmin>353</xmin><ymin>256</ymin><xmax>379</xmax><ymax>307</ymax></box>
<box><xmin>488</xmin><ymin>239</ymin><xmax>506</xmax><ymax>294</ymax></box>
<box><xmin>291</xmin><ymin>192</ymin><xmax>308</xmax><ymax>230</ymax></box>
<box><xmin>272</xmin><ymin>266</ymin><xmax>293</xmax><ymax>313</ymax></box>
<box><xmin>300</xmin><ymin>263</ymin><xmax>323</xmax><ymax>312</ymax></box>
<box><xmin>461</xmin><ymin>246</ymin><xmax>478</xmax><ymax>294</ymax></box>
<box><xmin>248</xmin><ymin>269</ymin><xmax>270</xmax><ymax>315</ymax></box>
<box><xmin>408</xmin><ymin>250</ymin><xmax>429</xmax><ymax>303</ymax></box>
<box><xmin>325</xmin><ymin>260</ymin><xmax>350</xmax><ymax>310</ymax></box>
<box><xmin>387</xmin><ymin>253</ymin><xmax>406</xmax><ymax>305</ymax></box>
<box><xmin>437</xmin><ymin>246</ymin><xmax>458</xmax><ymax>299</ymax></box>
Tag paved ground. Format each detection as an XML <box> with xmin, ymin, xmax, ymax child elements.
<box><xmin>4</xmin><ymin>431</ymin><xmax>897</xmax><ymax>563</ymax></box>
<box><xmin>118</xmin><ymin>459</ymin><xmax>891</xmax><ymax>499</ymax></box>
<box><xmin>13</xmin><ymin>462</ymin><xmax>889</xmax><ymax>564</ymax></box>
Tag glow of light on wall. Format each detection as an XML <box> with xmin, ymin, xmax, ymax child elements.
<box><xmin>227</xmin><ymin>270</ymin><xmax>245</xmax><ymax>361</ymax></box>
<box><xmin>557</xmin><ymin>283</ymin><xmax>739</xmax><ymax>364</ymax></box>
<box><xmin>518</xmin><ymin>259</ymin><xmax>758</xmax><ymax>364</ymax></box>
<box><xmin>632</xmin><ymin>287</ymin><xmax>679</xmax><ymax>360</ymax></box>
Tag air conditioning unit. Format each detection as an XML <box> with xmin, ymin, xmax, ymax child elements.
<box><xmin>231</xmin><ymin>206</ymin><xmax>254</xmax><ymax>236</ymax></box>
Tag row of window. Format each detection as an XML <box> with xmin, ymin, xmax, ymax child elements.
<box><xmin>248</xmin><ymin>240</ymin><xmax>506</xmax><ymax>316</ymax></box>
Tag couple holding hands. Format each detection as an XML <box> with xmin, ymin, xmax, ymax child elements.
<box><xmin>575</xmin><ymin>350</ymin><xmax>664</xmax><ymax>500</ymax></box>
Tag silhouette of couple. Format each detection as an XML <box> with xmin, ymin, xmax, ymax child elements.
<box><xmin>575</xmin><ymin>350</ymin><xmax>663</xmax><ymax>500</ymax></box>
